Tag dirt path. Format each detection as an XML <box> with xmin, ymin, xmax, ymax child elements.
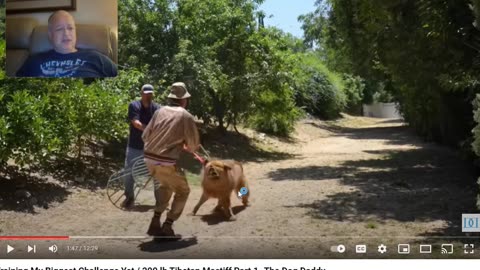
<box><xmin>1</xmin><ymin>115</ymin><xmax>478</xmax><ymax>258</ymax></box>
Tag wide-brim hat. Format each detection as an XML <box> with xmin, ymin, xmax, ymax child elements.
<box><xmin>167</xmin><ymin>82</ymin><xmax>191</xmax><ymax>99</ymax></box>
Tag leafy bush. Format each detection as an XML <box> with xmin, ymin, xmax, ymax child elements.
<box><xmin>305</xmin><ymin>72</ymin><xmax>346</xmax><ymax>119</ymax></box>
<box><xmin>302</xmin><ymin>0</ymin><xmax>478</xmax><ymax>146</ymax></box>
<box><xmin>243</xmin><ymin>29</ymin><xmax>302</xmax><ymax>136</ymax></box>
<box><xmin>472</xmin><ymin>94</ymin><xmax>480</xmax><ymax>209</ymax></box>
<box><xmin>342</xmin><ymin>74</ymin><xmax>365</xmax><ymax>114</ymax></box>
<box><xmin>0</xmin><ymin>70</ymin><xmax>140</xmax><ymax>168</ymax></box>
<box><xmin>292</xmin><ymin>53</ymin><xmax>347</xmax><ymax>119</ymax></box>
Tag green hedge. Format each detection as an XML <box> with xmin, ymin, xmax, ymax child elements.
<box><xmin>0</xmin><ymin>70</ymin><xmax>143</xmax><ymax>168</ymax></box>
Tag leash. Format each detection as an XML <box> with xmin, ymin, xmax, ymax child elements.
<box><xmin>186</xmin><ymin>144</ymin><xmax>210</xmax><ymax>166</ymax></box>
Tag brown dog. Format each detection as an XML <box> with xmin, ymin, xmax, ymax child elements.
<box><xmin>192</xmin><ymin>160</ymin><xmax>250</xmax><ymax>220</ymax></box>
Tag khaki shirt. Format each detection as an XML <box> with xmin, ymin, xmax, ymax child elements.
<box><xmin>142</xmin><ymin>106</ymin><xmax>200</xmax><ymax>161</ymax></box>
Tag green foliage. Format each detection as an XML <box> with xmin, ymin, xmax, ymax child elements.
<box><xmin>372</xmin><ymin>82</ymin><xmax>394</xmax><ymax>104</ymax></box>
<box><xmin>342</xmin><ymin>74</ymin><xmax>365</xmax><ymax>114</ymax></box>
<box><xmin>118</xmin><ymin>0</ymin><xmax>178</xmax><ymax>80</ymax></box>
<box><xmin>474</xmin><ymin>94</ymin><xmax>480</xmax><ymax>210</ymax></box>
<box><xmin>472</xmin><ymin>95</ymin><xmax>480</xmax><ymax>157</ymax></box>
<box><xmin>119</xmin><ymin>0</ymin><xmax>303</xmax><ymax>135</ymax></box>
<box><xmin>291</xmin><ymin>52</ymin><xmax>347</xmax><ymax>119</ymax></box>
<box><xmin>0</xmin><ymin>71</ymin><xmax>137</xmax><ymax>167</ymax></box>
<box><xmin>248</xmin><ymin>84</ymin><xmax>300</xmax><ymax>136</ymax></box>
<box><xmin>0</xmin><ymin>3</ymin><xmax>4</xmax><ymax>37</ymax></box>
<box><xmin>472</xmin><ymin>0</ymin><xmax>480</xmax><ymax>210</ymax></box>
<box><xmin>0</xmin><ymin>0</ymin><xmax>349</xmax><ymax>172</ymax></box>
<box><xmin>242</xmin><ymin>28</ymin><xmax>302</xmax><ymax>135</ymax></box>
<box><xmin>303</xmin><ymin>0</ymin><xmax>479</xmax><ymax>146</ymax></box>
<box><xmin>304</xmin><ymin>0</ymin><xmax>480</xmax><ymax>207</ymax></box>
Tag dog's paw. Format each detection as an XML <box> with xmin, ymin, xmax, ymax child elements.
<box><xmin>187</xmin><ymin>212</ymin><xmax>196</xmax><ymax>217</ymax></box>
<box><xmin>228</xmin><ymin>215</ymin><xmax>237</xmax><ymax>221</ymax></box>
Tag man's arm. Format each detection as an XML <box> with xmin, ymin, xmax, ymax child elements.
<box><xmin>128</xmin><ymin>102</ymin><xmax>145</xmax><ymax>131</ymax></box>
<box><xmin>100</xmin><ymin>53</ymin><xmax>117</xmax><ymax>77</ymax></box>
<box><xmin>131</xmin><ymin>119</ymin><xmax>144</xmax><ymax>131</ymax></box>
<box><xmin>183</xmin><ymin>113</ymin><xmax>200</xmax><ymax>152</ymax></box>
<box><xmin>142</xmin><ymin>109</ymin><xmax>159</xmax><ymax>143</ymax></box>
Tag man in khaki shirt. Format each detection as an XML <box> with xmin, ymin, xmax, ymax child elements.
<box><xmin>142</xmin><ymin>82</ymin><xmax>200</xmax><ymax>239</ymax></box>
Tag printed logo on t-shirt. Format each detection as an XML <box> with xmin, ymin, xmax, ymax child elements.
<box><xmin>40</xmin><ymin>58</ymin><xmax>87</xmax><ymax>77</ymax></box>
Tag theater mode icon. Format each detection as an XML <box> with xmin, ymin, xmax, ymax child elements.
<box><xmin>419</xmin><ymin>245</ymin><xmax>432</xmax><ymax>254</ymax></box>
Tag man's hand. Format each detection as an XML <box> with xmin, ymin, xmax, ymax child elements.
<box><xmin>131</xmin><ymin>120</ymin><xmax>145</xmax><ymax>131</ymax></box>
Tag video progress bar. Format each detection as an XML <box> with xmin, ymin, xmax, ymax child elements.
<box><xmin>0</xmin><ymin>236</ymin><xmax>70</xmax><ymax>240</ymax></box>
<box><xmin>41</xmin><ymin>236</ymin><xmax>480</xmax><ymax>240</ymax></box>
<box><xmin>2</xmin><ymin>236</ymin><xmax>480</xmax><ymax>240</ymax></box>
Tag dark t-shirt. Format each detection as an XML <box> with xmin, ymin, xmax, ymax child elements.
<box><xmin>128</xmin><ymin>100</ymin><xmax>160</xmax><ymax>150</ymax></box>
<box><xmin>16</xmin><ymin>49</ymin><xmax>117</xmax><ymax>78</ymax></box>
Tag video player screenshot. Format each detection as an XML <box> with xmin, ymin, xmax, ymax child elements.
<box><xmin>1</xmin><ymin>0</ymin><xmax>480</xmax><ymax>268</ymax></box>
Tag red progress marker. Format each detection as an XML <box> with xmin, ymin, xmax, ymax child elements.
<box><xmin>0</xmin><ymin>236</ymin><xmax>69</xmax><ymax>240</ymax></box>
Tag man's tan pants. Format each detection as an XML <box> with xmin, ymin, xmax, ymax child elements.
<box><xmin>146</xmin><ymin>163</ymin><xmax>190</xmax><ymax>221</ymax></box>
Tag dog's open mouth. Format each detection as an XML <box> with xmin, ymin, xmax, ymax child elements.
<box><xmin>207</xmin><ymin>168</ymin><xmax>220</xmax><ymax>179</ymax></box>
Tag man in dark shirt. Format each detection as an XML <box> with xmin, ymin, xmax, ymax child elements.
<box><xmin>16</xmin><ymin>10</ymin><xmax>117</xmax><ymax>78</ymax></box>
<box><xmin>122</xmin><ymin>84</ymin><xmax>160</xmax><ymax>208</ymax></box>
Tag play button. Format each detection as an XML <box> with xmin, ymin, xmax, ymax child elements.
<box><xmin>7</xmin><ymin>245</ymin><xmax>14</xmax><ymax>254</ymax></box>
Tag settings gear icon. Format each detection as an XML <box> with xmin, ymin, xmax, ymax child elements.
<box><xmin>377</xmin><ymin>244</ymin><xmax>387</xmax><ymax>254</ymax></box>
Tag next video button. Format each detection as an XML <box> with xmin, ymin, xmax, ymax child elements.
<box><xmin>462</xmin><ymin>214</ymin><xmax>480</xmax><ymax>232</ymax></box>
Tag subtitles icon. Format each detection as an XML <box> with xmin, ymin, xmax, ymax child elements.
<box><xmin>355</xmin><ymin>245</ymin><xmax>367</xmax><ymax>254</ymax></box>
<box><xmin>419</xmin><ymin>245</ymin><xmax>432</xmax><ymax>254</ymax></box>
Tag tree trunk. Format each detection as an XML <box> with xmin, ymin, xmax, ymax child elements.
<box><xmin>233</xmin><ymin>112</ymin><xmax>240</xmax><ymax>134</ymax></box>
<box><xmin>206</xmin><ymin>87</ymin><xmax>226</xmax><ymax>133</ymax></box>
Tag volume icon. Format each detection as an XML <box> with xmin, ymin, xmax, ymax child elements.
<box><xmin>48</xmin><ymin>245</ymin><xmax>58</xmax><ymax>253</ymax></box>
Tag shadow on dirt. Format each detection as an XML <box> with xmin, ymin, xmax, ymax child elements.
<box><xmin>268</xmin><ymin>165</ymin><xmax>346</xmax><ymax>181</ymax></box>
<box><xmin>306</xmin><ymin>120</ymin><xmax>416</xmax><ymax>146</ymax></box>
<box><xmin>138</xmin><ymin>237</ymin><xmax>198</xmax><ymax>253</ymax></box>
<box><xmin>129</xmin><ymin>204</ymin><xmax>156</xmax><ymax>213</ymax></box>
<box><xmin>0</xmin><ymin>140</ymin><xmax>125</xmax><ymax>213</ymax></box>
<box><xmin>274</xmin><ymin>123</ymin><xmax>477</xmax><ymax>236</ymax></box>
<box><xmin>199</xmin><ymin>205</ymin><xmax>247</xmax><ymax>225</ymax></box>
<box><xmin>201</xmin><ymin>128</ymin><xmax>295</xmax><ymax>163</ymax></box>
<box><xmin>0</xmin><ymin>165</ymin><xmax>71</xmax><ymax>213</ymax></box>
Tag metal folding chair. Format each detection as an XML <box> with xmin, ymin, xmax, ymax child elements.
<box><xmin>106</xmin><ymin>155</ymin><xmax>154</xmax><ymax>209</ymax></box>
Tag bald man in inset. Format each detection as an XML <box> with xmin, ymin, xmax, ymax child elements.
<box><xmin>16</xmin><ymin>10</ymin><xmax>117</xmax><ymax>78</ymax></box>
